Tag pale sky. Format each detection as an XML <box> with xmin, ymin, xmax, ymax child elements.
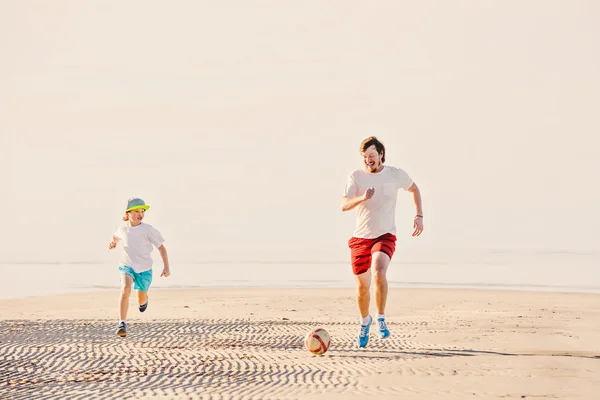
<box><xmin>1</xmin><ymin>1</ymin><xmax>599</xmax><ymax>263</ymax></box>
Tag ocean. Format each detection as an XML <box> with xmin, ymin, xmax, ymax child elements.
<box><xmin>2</xmin><ymin>250</ymin><xmax>598</xmax><ymax>300</ymax></box>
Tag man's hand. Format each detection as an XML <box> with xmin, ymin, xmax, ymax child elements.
<box><xmin>342</xmin><ymin>188</ymin><xmax>375</xmax><ymax>212</ymax></box>
<box><xmin>161</xmin><ymin>267</ymin><xmax>171</xmax><ymax>277</ymax></box>
<box><xmin>412</xmin><ymin>216</ymin><xmax>423</xmax><ymax>237</ymax></box>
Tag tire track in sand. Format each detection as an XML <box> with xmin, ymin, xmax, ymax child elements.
<box><xmin>0</xmin><ymin>318</ymin><xmax>588</xmax><ymax>399</ymax></box>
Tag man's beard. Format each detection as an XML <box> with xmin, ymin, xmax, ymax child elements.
<box><xmin>367</xmin><ymin>162</ymin><xmax>379</xmax><ymax>172</ymax></box>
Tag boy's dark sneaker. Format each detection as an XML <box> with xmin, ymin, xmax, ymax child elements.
<box><xmin>139</xmin><ymin>299</ymin><xmax>148</xmax><ymax>313</ymax></box>
<box><xmin>116</xmin><ymin>321</ymin><xmax>127</xmax><ymax>337</ymax></box>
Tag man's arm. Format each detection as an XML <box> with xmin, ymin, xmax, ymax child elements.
<box><xmin>407</xmin><ymin>183</ymin><xmax>423</xmax><ymax>216</ymax></box>
<box><xmin>341</xmin><ymin>187</ymin><xmax>374</xmax><ymax>211</ymax></box>
<box><xmin>407</xmin><ymin>183</ymin><xmax>424</xmax><ymax>236</ymax></box>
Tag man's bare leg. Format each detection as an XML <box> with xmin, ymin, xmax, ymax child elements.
<box><xmin>372</xmin><ymin>251</ymin><xmax>392</xmax><ymax>338</ymax></box>
<box><xmin>372</xmin><ymin>252</ymin><xmax>391</xmax><ymax>315</ymax></box>
<box><xmin>355</xmin><ymin>271</ymin><xmax>371</xmax><ymax>319</ymax></box>
<box><xmin>356</xmin><ymin>269</ymin><xmax>373</xmax><ymax>348</ymax></box>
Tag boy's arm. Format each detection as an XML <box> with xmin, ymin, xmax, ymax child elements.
<box><xmin>158</xmin><ymin>245</ymin><xmax>171</xmax><ymax>277</ymax></box>
<box><xmin>108</xmin><ymin>236</ymin><xmax>120</xmax><ymax>249</ymax></box>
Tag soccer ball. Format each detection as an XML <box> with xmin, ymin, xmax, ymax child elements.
<box><xmin>304</xmin><ymin>328</ymin><xmax>331</xmax><ymax>355</ymax></box>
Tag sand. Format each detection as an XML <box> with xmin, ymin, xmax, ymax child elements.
<box><xmin>1</xmin><ymin>288</ymin><xmax>599</xmax><ymax>399</ymax></box>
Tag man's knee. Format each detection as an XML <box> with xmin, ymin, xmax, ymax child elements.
<box><xmin>357</xmin><ymin>285</ymin><xmax>370</xmax><ymax>297</ymax></box>
<box><xmin>372</xmin><ymin>254</ymin><xmax>390</xmax><ymax>280</ymax></box>
<box><xmin>374</xmin><ymin>263</ymin><xmax>387</xmax><ymax>275</ymax></box>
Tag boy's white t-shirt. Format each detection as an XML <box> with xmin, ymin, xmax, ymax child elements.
<box><xmin>114</xmin><ymin>222</ymin><xmax>165</xmax><ymax>273</ymax></box>
<box><xmin>343</xmin><ymin>165</ymin><xmax>413</xmax><ymax>239</ymax></box>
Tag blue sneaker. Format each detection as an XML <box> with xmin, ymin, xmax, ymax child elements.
<box><xmin>377</xmin><ymin>317</ymin><xmax>390</xmax><ymax>339</ymax></box>
<box><xmin>357</xmin><ymin>315</ymin><xmax>372</xmax><ymax>348</ymax></box>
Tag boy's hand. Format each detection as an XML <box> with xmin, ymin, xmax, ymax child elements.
<box><xmin>161</xmin><ymin>267</ymin><xmax>171</xmax><ymax>277</ymax></box>
<box><xmin>108</xmin><ymin>241</ymin><xmax>117</xmax><ymax>250</ymax></box>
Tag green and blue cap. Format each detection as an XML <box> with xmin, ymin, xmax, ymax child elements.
<box><xmin>126</xmin><ymin>197</ymin><xmax>150</xmax><ymax>212</ymax></box>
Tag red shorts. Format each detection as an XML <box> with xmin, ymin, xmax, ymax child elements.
<box><xmin>348</xmin><ymin>233</ymin><xmax>397</xmax><ymax>275</ymax></box>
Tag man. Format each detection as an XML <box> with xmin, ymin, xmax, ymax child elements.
<box><xmin>341</xmin><ymin>136</ymin><xmax>423</xmax><ymax>348</ymax></box>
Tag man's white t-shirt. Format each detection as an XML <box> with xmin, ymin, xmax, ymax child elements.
<box><xmin>344</xmin><ymin>165</ymin><xmax>413</xmax><ymax>239</ymax></box>
<box><xmin>114</xmin><ymin>222</ymin><xmax>165</xmax><ymax>273</ymax></box>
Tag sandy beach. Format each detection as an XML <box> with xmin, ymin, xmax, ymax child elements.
<box><xmin>1</xmin><ymin>288</ymin><xmax>598</xmax><ymax>399</ymax></box>
<box><xmin>3</xmin><ymin>1</ymin><xmax>600</xmax><ymax>399</ymax></box>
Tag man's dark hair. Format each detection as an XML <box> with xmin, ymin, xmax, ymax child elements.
<box><xmin>360</xmin><ymin>136</ymin><xmax>386</xmax><ymax>163</ymax></box>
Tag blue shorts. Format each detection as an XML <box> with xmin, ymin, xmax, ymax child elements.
<box><xmin>119</xmin><ymin>266</ymin><xmax>153</xmax><ymax>292</ymax></box>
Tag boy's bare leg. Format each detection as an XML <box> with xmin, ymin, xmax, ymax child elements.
<box><xmin>119</xmin><ymin>274</ymin><xmax>133</xmax><ymax>320</ymax></box>
<box><xmin>137</xmin><ymin>290</ymin><xmax>148</xmax><ymax>305</ymax></box>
